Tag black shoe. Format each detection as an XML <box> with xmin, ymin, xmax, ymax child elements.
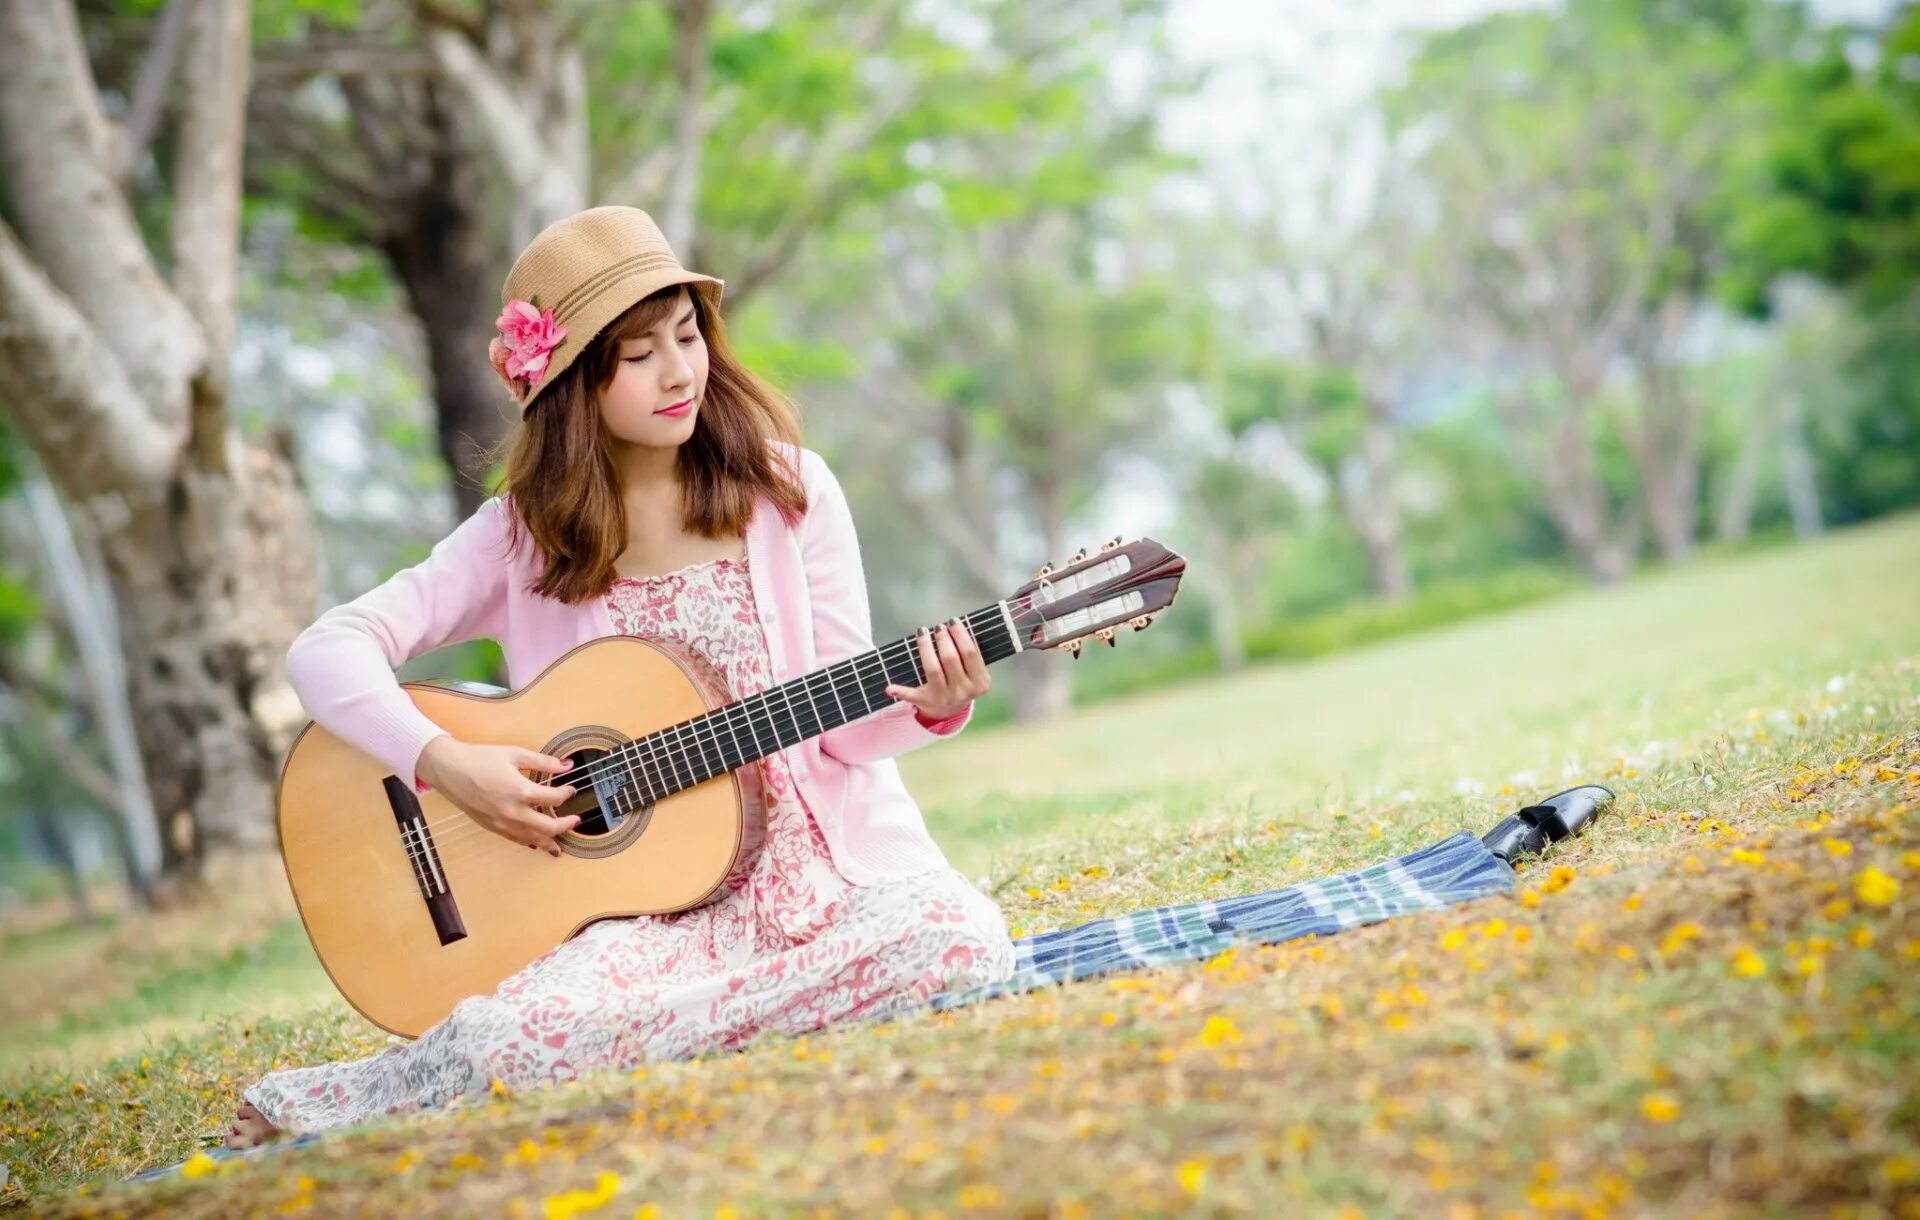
<box><xmin>1480</xmin><ymin>784</ymin><xmax>1615</xmax><ymax>865</ymax></box>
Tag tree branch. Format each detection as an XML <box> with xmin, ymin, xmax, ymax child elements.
<box><xmin>661</xmin><ymin>0</ymin><xmax>714</xmax><ymax>253</ymax></box>
<box><xmin>0</xmin><ymin>221</ymin><xmax>183</xmax><ymax>499</ymax></box>
<box><xmin>252</xmin><ymin>45</ymin><xmax>438</xmax><ymax>82</ymax></box>
<box><xmin>113</xmin><ymin>0</ymin><xmax>193</xmax><ymax>189</ymax></box>
<box><xmin>422</xmin><ymin>22</ymin><xmax>582</xmax><ymax>228</ymax></box>
<box><xmin>0</xmin><ymin>0</ymin><xmax>203</xmax><ymax>420</ymax></box>
<box><xmin>170</xmin><ymin>0</ymin><xmax>252</xmax><ymax>474</ymax></box>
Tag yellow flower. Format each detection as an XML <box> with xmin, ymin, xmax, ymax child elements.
<box><xmin>1199</xmin><ymin>1016</ymin><xmax>1243</xmax><ymax>1047</ymax></box>
<box><xmin>1440</xmin><ymin>928</ymin><xmax>1468</xmax><ymax>951</ymax></box>
<box><xmin>1730</xmin><ymin>947</ymin><xmax>1766</xmax><ymax>978</ymax></box>
<box><xmin>1856</xmin><ymin>867</ymin><xmax>1902</xmax><ymax>907</ymax></box>
<box><xmin>957</xmin><ymin>1184</ymin><xmax>1002</xmax><ymax>1210</ymax></box>
<box><xmin>1641</xmin><ymin>1092</ymin><xmax>1681</xmax><ymax>1123</ymax></box>
<box><xmin>1177</xmin><ymin>1159</ymin><xmax>1208</xmax><ymax>1195</ymax></box>
<box><xmin>1884</xmin><ymin>1155</ymin><xmax>1915</xmax><ymax>1185</ymax></box>
<box><xmin>490</xmin><ymin>1077</ymin><xmax>511</xmax><ymax>1097</ymax></box>
<box><xmin>180</xmin><ymin>1153</ymin><xmax>219</xmax><ymax>1180</ymax></box>
<box><xmin>1731</xmin><ymin>849</ymin><xmax>1767</xmax><ymax>867</ymax></box>
<box><xmin>541</xmin><ymin>1171</ymin><xmax>621</xmax><ymax>1220</ymax></box>
<box><xmin>1659</xmin><ymin>924</ymin><xmax>1701</xmax><ymax>957</ymax></box>
<box><xmin>1823</xmin><ymin>839</ymin><xmax>1853</xmax><ymax>857</ymax></box>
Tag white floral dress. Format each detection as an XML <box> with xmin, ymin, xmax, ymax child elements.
<box><xmin>243</xmin><ymin>554</ymin><xmax>1014</xmax><ymax>1135</ymax></box>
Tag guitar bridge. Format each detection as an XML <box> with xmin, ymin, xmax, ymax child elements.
<box><xmin>383</xmin><ymin>775</ymin><xmax>467</xmax><ymax>946</ymax></box>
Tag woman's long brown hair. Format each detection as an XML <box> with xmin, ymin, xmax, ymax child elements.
<box><xmin>486</xmin><ymin>283</ymin><xmax>809</xmax><ymax>604</ymax></box>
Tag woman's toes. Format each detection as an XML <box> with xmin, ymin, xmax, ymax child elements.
<box><xmin>223</xmin><ymin>1100</ymin><xmax>279</xmax><ymax>1149</ymax></box>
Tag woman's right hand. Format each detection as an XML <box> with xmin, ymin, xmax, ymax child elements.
<box><xmin>416</xmin><ymin>735</ymin><xmax>580</xmax><ymax>856</ymax></box>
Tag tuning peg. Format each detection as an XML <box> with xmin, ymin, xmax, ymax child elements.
<box><xmin>1033</xmin><ymin>562</ymin><xmax>1055</xmax><ymax>580</ymax></box>
<box><xmin>1129</xmin><ymin>615</ymin><xmax>1152</xmax><ymax>632</ymax></box>
<box><xmin>1063</xmin><ymin>639</ymin><xmax>1083</xmax><ymax>661</ymax></box>
<box><xmin>1100</xmin><ymin>535</ymin><xmax>1123</xmax><ymax>553</ymax></box>
<box><xmin>1095</xmin><ymin>626</ymin><xmax>1117</xmax><ymax>647</ymax></box>
<box><xmin>1069</xmin><ymin>547</ymin><xmax>1088</xmax><ymax>564</ymax></box>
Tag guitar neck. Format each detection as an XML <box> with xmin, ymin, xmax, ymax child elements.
<box><xmin>592</xmin><ymin>603</ymin><xmax>1020</xmax><ymax>807</ymax></box>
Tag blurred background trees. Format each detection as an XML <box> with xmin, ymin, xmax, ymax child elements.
<box><xmin>3</xmin><ymin>0</ymin><xmax>1917</xmax><ymax>907</ymax></box>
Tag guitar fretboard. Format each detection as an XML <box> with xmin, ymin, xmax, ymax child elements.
<box><xmin>594</xmin><ymin>603</ymin><xmax>1019</xmax><ymax>813</ymax></box>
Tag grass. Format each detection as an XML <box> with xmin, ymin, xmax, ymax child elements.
<box><xmin>3</xmin><ymin>510</ymin><xmax>1919</xmax><ymax>1217</ymax></box>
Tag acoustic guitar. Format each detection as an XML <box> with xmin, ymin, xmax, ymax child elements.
<box><xmin>276</xmin><ymin>537</ymin><xmax>1186</xmax><ymax>1037</ymax></box>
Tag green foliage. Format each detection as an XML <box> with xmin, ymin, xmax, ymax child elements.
<box><xmin>1721</xmin><ymin>5</ymin><xmax>1920</xmax><ymax>311</ymax></box>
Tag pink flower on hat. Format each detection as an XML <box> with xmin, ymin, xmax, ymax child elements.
<box><xmin>494</xmin><ymin>299</ymin><xmax>567</xmax><ymax>390</ymax></box>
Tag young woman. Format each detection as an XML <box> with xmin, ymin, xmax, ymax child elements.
<box><xmin>226</xmin><ymin>206</ymin><xmax>1015</xmax><ymax>1148</ymax></box>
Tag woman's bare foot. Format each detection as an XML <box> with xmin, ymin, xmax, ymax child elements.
<box><xmin>225</xmin><ymin>1098</ymin><xmax>281</xmax><ymax>1149</ymax></box>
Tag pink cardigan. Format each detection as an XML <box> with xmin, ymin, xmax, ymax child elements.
<box><xmin>284</xmin><ymin>442</ymin><xmax>971</xmax><ymax>886</ymax></box>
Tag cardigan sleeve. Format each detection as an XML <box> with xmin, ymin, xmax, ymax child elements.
<box><xmin>284</xmin><ymin>497</ymin><xmax>513</xmax><ymax>794</ymax></box>
<box><xmin>798</xmin><ymin>449</ymin><xmax>974</xmax><ymax>766</ymax></box>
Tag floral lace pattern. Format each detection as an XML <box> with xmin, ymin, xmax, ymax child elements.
<box><xmin>244</xmin><ymin>555</ymin><xmax>1013</xmax><ymax>1135</ymax></box>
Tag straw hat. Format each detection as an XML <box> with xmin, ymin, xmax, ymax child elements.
<box><xmin>492</xmin><ymin>206</ymin><xmax>725</xmax><ymax>418</ymax></box>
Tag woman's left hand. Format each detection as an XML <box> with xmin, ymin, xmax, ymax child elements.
<box><xmin>885</xmin><ymin>617</ymin><xmax>990</xmax><ymax>723</ymax></box>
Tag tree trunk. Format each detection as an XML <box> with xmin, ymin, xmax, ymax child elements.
<box><xmin>23</xmin><ymin>472</ymin><xmax>161</xmax><ymax>908</ymax></box>
<box><xmin>1780</xmin><ymin>399</ymin><xmax>1823</xmax><ymax>538</ymax></box>
<box><xmin>1713</xmin><ymin>397</ymin><xmax>1768</xmax><ymax>543</ymax></box>
<box><xmin>26</xmin><ymin>805</ymin><xmax>95</xmax><ymax>926</ymax></box>
<box><xmin>0</xmin><ymin>0</ymin><xmax>322</xmax><ymax>900</ymax></box>
<box><xmin>1201</xmin><ymin>528</ymin><xmax>1248</xmax><ymax>675</ymax></box>
<box><xmin>89</xmin><ymin>440</ymin><xmax>319</xmax><ymax>893</ymax></box>
<box><xmin>1007</xmin><ymin>653</ymin><xmax>1073</xmax><ymax>721</ymax></box>
<box><xmin>1641</xmin><ymin>455</ymin><xmax>1698</xmax><ymax>563</ymax></box>
<box><xmin>384</xmin><ymin>143</ymin><xmax>519</xmax><ymax>521</ymax></box>
<box><xmin>1336</xmin><ymin>413</ymin><xmax>1411</xmax><ymax>600</ymax></box>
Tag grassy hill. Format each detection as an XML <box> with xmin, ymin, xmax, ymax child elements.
<box><xmin>4</xmin><ymin>511</ymin><xmax>1918</xmax><ymax>1216</ymax></box>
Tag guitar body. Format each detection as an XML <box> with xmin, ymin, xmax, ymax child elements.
<box><xmin>275</xmin><ymin>634</ymin><xmax>764</xmax><ymax>1039</ymax></box>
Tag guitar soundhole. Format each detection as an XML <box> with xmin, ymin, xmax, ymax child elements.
<box><xmin>563</xmin><ymin>746</ymin><xmax>639</xmax><ymax>836</ymax></box>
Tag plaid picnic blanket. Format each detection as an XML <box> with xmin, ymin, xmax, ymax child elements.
<box><xmin>931</xmin><ymin>829</ymin><xmax>1514</xmax><ymax>1007</ymax></box>
<box><xmin>124</xmin><ymin>831</ymin><xmax>1511</xmax><ymax>1184</ymax></box>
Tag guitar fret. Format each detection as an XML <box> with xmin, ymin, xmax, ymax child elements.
<box><xmin>601</xmin><ymin>604</ymin><xmax>1018</xmax><ymax>805</ymax></box>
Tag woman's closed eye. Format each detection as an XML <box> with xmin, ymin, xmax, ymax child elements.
<box><xmin>623</xmin><ymin>334</ymin><xmax>700</xmax><ymax>363</ymax></box>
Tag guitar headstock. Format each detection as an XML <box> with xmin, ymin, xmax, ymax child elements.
<box><xmin>1004</xmin><ymin>536</ymin><xmax>1186</xmax><ymax>659</ymax></box>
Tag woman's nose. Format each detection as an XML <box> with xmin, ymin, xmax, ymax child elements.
<box><xmin>662</xmin><ymin>348</ymin><xmax>693</xmax><ymax>390</ymax></box>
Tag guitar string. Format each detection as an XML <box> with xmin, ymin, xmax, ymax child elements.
<box><xmin>276</xmin><ymin>604</ymin><xmax>998</xmax><ymax>867</ymax></box>
<box><xmin>405</xmin><ymin>603</ymin><xmax>1025</xmax><ymax>859</ymax></box>
<box><xmin>409</xmin><ymin>630</ymin><xmax>951</xmax><ymax>859</ymax></box>
<box><xmin>324</xmin><ymin>599</ymin><xmax>1036</xmax><ymax>864</ymax></box>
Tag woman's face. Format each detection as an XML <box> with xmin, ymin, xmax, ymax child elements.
<box><xmin>597</xmin><ymin>290</ymin><xmax>709</xmax><ymax>448</ymax></box>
